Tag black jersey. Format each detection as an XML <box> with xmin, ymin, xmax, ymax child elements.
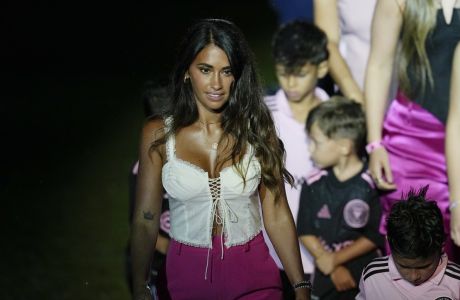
<box><xmin>297</xmin><ymin>165</ymin><xmax>383</xmax><ymax>298</ymax></box>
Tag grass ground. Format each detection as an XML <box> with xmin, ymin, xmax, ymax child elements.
<box><xmin>2</xmin><ymin>1</ymin><xmax>278</xmax><ymax>299</ymax></box>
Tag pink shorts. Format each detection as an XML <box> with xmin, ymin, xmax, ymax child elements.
<box><xmin>166</xmin><ymin>232</ymin><xmax>282</xmax><ymax>300</ymax></box>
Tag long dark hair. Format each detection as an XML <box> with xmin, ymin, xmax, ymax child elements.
<box><xmin>153</xmin><ymin>18</ymin><xmax>292</xmax><ymax>200</ymax></box>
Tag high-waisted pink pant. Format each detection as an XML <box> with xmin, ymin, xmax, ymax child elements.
<box><xmin>380</xmin><ymin>92</ymin><xmax>458</xmax><ymax>260</ymax></box>
<box><xmin>166</xmin><ymin>232</ymin><xmax>282</xmax><ymax>300</ymax></box>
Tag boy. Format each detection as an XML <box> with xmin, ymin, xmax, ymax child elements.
<box><xmin>356</xmin><ymin>186</ymin><xmax>460</xmax><ymax>299</ymax></box>
<box><xmin>297</xmin><ymin>97</ymin><xmax>383</xmax><ymax>299</ymax></box>
<box><xmin>262</xmin><ymin>20</ymin><xmax>329</xmax><ymax>298</ymax></box>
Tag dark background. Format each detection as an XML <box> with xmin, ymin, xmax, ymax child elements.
<box><xmin>1</xmin><ymin>1</ymin><xmax>279</xmax><ymax>299</ymax></box>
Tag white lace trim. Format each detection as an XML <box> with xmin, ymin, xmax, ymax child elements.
<box><xmin>175</xmin><ymin>155</ymin><xmax>209</xmax><ymax>174</ymax></box>
<box><xmin>225</xmin><ymin>228</ymin><xmax>262</xmax><ymax>247</ymax></box>
<box><xmin>167</xmin><ymin>126</ymin><xmax>257</xmax><ymax>176</ymax></box>
<box><xmin>164</xmin><ymin>117</ymin><xmax>174</xmax><ymax>162</ymax></box>
<box><xmin>168</xmin><ymin>228</ymin><xmax>262</xmax><ymax>248</ymax></box>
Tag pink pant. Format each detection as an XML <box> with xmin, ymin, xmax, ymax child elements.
<box><xmin>166</xmin><ymin>232</ymin><xmax>282</xmax><ymax>300</ymax></box>
<box><xmin>380</xmin><ymin>93</ymin><xmax>459</xmax><ymax>260</ymax></box>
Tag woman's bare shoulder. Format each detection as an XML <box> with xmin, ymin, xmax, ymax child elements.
<box><xmin>140</xmin><ymin>116</ymin><xmax>167</xmax><ymax>144</ymax></box>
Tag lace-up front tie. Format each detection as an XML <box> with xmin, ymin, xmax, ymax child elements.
<box><xmin>162</xmin><ymin>117</ymin><xmax>264</xmax><ymax>280</ymax></box>
<box><xmin>204</xmin><ymin>177</ymin><xmax>238</xmax><ymax>280</ymax></box>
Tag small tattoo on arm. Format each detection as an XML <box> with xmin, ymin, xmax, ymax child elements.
<box><xmin>143</xmin><ymin>211</ymin><xmax>155</xmax><ymax>220</ymax></box>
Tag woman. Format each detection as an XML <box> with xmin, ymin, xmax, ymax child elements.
<box><xmin>364</xmin><ymin>0</ymin><xmax>460</xmax><ymax>259</ymax></box>
<box><xmin>314</xmin><ymin>0</ymin><xmax>378</xmax><ymax>103</ymax></box>
<box><xmin>448</xmin><ymin>43</ymin><xmax>460</xmax><ymax>250</ymax></box>
<box><xmin>130</xmin><ymin>19</ymin><xmax>310</xmax><ymax>300</ymax></box>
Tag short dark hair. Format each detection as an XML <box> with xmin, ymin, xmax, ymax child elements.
<box><xmin>141</xmin><ymin>81</ymin><xmax>170</xmax><ymax>118</ymax></box>
<box><xmin>387</xmin><ymin>186</ymin><xmax>445</xmax><ymax>259</ymax></box>
<box><xmin>272</xmin><ymin>20</ymin><xmax>329</xmax><ymax>73</ymax></box>
<box><xmin>306</xmin><ymin>96</ymin><xmax>366</xmax><ymax>157</ymax></box>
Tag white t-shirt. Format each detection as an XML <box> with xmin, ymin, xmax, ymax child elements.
<box><xmin>262</xmin><ymin>87</ymin><xmax>329</xmax><ymax>274</ymax></box>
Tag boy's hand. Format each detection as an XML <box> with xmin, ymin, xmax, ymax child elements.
<box><xmin>316</xmin><ymin>252</ymin><xmax>336</xmax><ymax>275</ymax></box>
<box><xmin>330</xmin><ymin>266</ymin><xmax>356</xmax><ymax>291</ymax></box>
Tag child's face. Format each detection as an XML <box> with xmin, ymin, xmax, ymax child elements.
<box><xmin>275</xmin><ymin>63</ymin><xmax>319</xmax><ymax>103</ymax></box>
<box><xmin>392</xmin><ymin>252</ymin><xmax>441</xmax><ymax>286</ymax></box>
<box><xmin>308</xmin><ymin>122</ymin><xmax>341</xmax><ymax>168</ymax></box>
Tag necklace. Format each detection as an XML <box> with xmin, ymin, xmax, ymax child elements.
<box><xmin>197</xmin><ymin>120</ymin><xmax>221</xmax><ymax>150</ymax></box>
<box><xmin>198</xmin><ymin>119</ymin><xmax>221</xmax><ymax>126</ymax></box>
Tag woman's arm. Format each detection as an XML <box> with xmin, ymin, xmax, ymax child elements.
<box><xmin>130</xmin><ymin>119</ymin><xmax>165</xmax><ymax>300</ymax></box>
<box><xmin>260</xmin><ymin>183</ymin><xmax>310</xmax><ymax>300</ymax></box>
<box><xmin>447</xmin><ymin>43</ymin><xmax>460</xmax><ymax>246</ymax></box>
<box><xmin>314</xmin><ymin>0</ymin><xmax>363</xmax><ymax>103</ymax></box>
<box><xmin>364</xmin><ymin>0</ymin><xmax>403</xmax><ymax>190</ymax></box>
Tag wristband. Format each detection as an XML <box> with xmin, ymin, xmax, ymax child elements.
<box><xmin>449</xmin><ymin>200</ymin><xmax>460</xmax><ymax>211</ymax></box>
<box><xmin>366</xmin><ymin>140</ymin><xmax>383</xmax><ymax>154</ymax></box>
<box><xmin>293</xmin><ymin>280</ymin><xmax>312</xmax><ymax>290</ymax></box>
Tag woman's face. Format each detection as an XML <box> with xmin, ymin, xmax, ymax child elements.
<box><xmin>187</xmin><ymin>44</ymin><xmax>235</xmax><ymax>113</ymax></box>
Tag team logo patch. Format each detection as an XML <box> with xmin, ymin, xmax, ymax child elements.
<box><xmin>343</xmin><ymin>199</ymin><xmax>369</xmax><ymax>228</ymax></box>
<box><xmin>317</xmin><ymin>204</ymin><xmax>331</xmax><ymax>219</ymax></box>
<box><xmin>160</xmin><ymin>211</ymin><xmax>171</xmax><ymax>233</ymax></box>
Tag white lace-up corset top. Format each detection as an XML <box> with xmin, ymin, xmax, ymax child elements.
<box><xmin>162</xmin><ymin>129</ymin><xmax>263</xmax><ymax>248</ymax></box>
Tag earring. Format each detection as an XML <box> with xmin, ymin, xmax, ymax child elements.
<box><xmin>184</xmin><ymin>76</ymin><xmax>189</xmax><ymax>83</ymax></box>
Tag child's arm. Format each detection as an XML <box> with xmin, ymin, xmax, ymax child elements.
<box><xmin>299</xmin><ymin>235</ymin><xmax>328</xmax><ymax>259</ymax></box>
<box><xmin>315</xmin><ymin>237</ymin><xmax>377</xmax><ymax>275</ymax></box>
<box><xmin>316</xmin><ymin>186</ymin><xmax>383</xmax><ymax>275</ymax></box>
<box><xmin>300</xmin><ymin>235</ymin><xmax>358</xmax><ymax>291</ymax></box>
<box><xmin>330</xmin><ymin>265</ymin><xmax>357</xmax><ymax>291</ymax></box>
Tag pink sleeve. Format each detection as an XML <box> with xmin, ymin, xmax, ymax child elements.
<box><xmin>355</xmin><ymin>276</ymin><xmax>366</xmax><ymax>300</ymax></box>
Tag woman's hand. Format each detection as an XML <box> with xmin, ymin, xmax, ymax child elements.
<box><xmin>260</xmin><ymin>182</ymin><xmax>308</xmax><ymax>299</ymax></box>
<box><xmin>369</xmin><ymin>147</ymin><xmax>397</xmax><ymax>190</ymax></box>
<box><xmin>450</xmin><ymin>208</ymin><xmax>460</xmax><ymax>246</ymax></box>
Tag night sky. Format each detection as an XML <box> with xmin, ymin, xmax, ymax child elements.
<box><xmin>2</xmin><ymin>1</ymin><xmax>279</xmax><ymax>298</ymax></box>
